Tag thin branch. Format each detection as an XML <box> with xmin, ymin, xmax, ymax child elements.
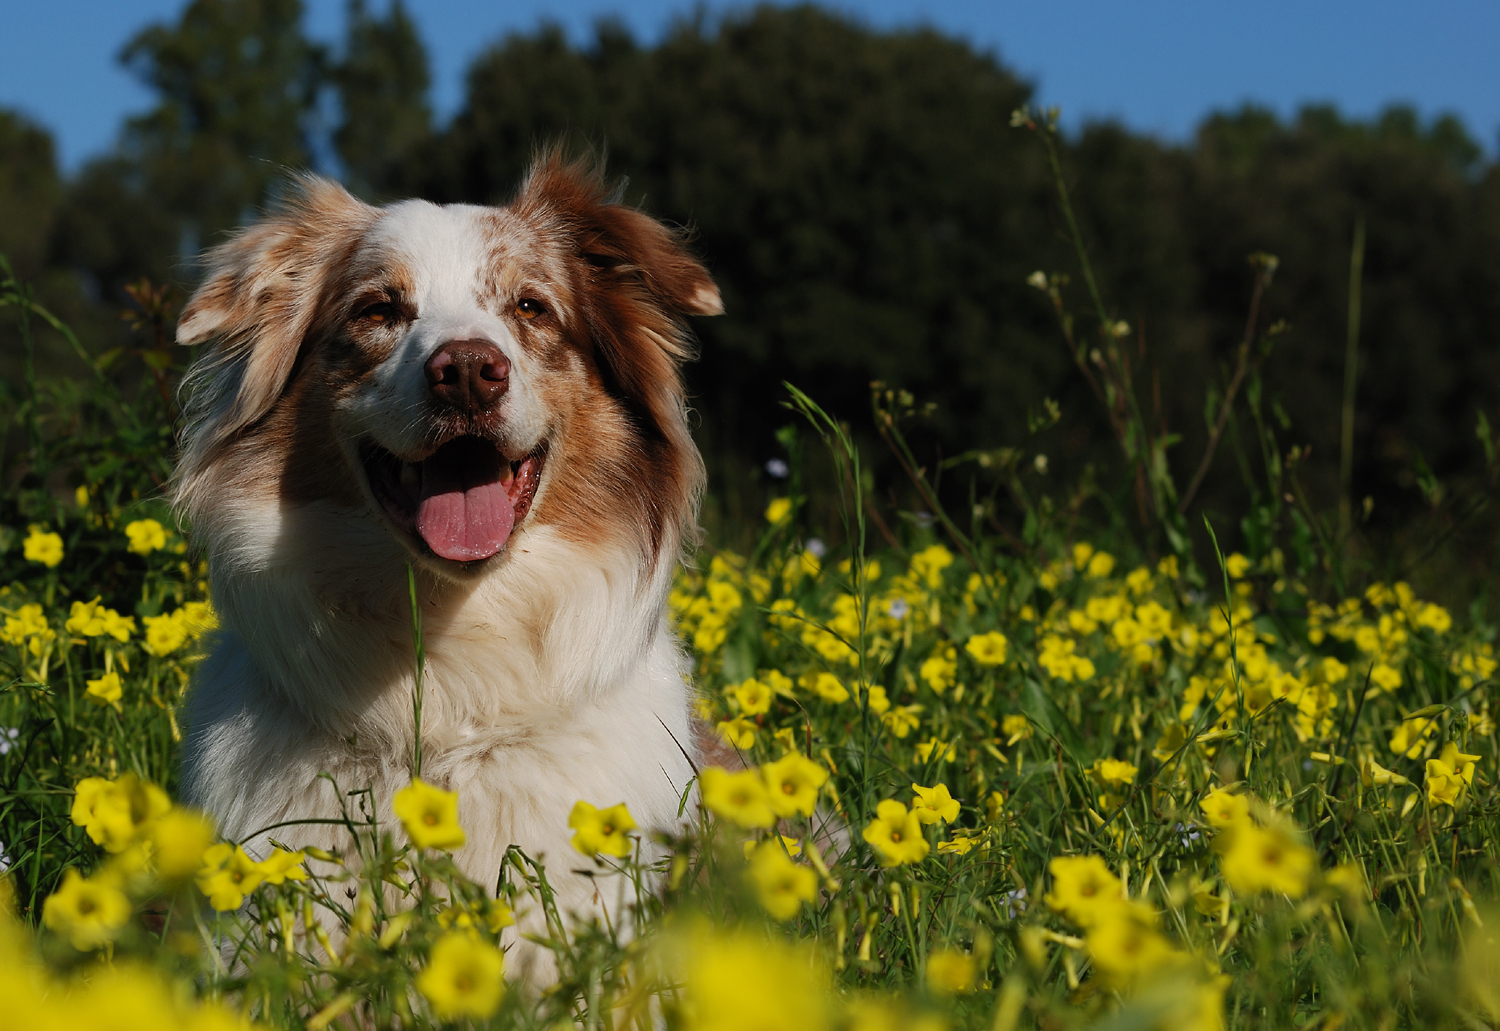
<box><xmin>1178</xmin><ymin>270</ymin><xmax>1269</xmax><ymax>515</ymax></box>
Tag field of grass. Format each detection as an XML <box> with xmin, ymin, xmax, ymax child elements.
<box><xmin>3</xmin><ymin>117</ymin><xmax>1500</xmax><ymax>1030</ymax></box>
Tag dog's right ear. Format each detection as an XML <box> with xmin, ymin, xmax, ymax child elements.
<box><xmin>178</xmin><ymin>176</ymin><xmax>376</xmax><ymax>457</ymax></box>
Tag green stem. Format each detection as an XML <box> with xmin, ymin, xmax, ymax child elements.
<box><xmin>406</xmin><ymin>564</ymin><xmax>425</xmax><ymax>778</ymax></box>
<box><xmin>1339</xmin><ymin>214</ymin><xmax>1366</xmax><ymax>549</ymax></box>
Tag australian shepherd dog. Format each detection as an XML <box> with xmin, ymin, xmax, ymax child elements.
<box><xmin>172</xmin><ymin>157</ymin><xmax>721</xmax><ymax>977</ymax></box>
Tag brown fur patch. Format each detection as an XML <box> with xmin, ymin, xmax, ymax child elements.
<box><xmin>508</xmin><ymin>156</ymin><xmax>719</xmax><ymax>562</ymax></box>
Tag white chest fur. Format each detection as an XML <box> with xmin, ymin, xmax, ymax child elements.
<box><xmin>179</xmin><ymin>516</ymin><xmax>700</xmax><ymax>977</ymax></box>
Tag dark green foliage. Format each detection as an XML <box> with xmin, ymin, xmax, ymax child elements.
<box><xmin>330</xmin><ymin>0</ymin><xmax>432</xmax><ymax>199</ymax></box>
<box><xmin>118</xmin><ymin>0</ymin><xmax>324</xmax><ymax>248</ymax></box>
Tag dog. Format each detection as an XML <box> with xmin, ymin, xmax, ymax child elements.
<box><xmin>172</xmin><ymin>157</ymin><xmax>721</xmax><ymax>979</ymax></box>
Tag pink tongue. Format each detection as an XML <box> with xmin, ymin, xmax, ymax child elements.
<box><xmin>415</xmin><ymin>443</ymin><xmax>516</xmax><ymax>562</ymax></box>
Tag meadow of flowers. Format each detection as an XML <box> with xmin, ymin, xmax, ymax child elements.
<box><xmin>4</xmin><ymin>445</ymin><xmax>1500</xmax><ymax>1030</ymax></box>
<box><xmin>4</xmin><ymin>116</ymin><xmax>1500</xmax><ymax>1028</ymax></box>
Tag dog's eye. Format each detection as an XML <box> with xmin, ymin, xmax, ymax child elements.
<box><xmin>356</xmin><ymin>301</ymin><xmax>399</xmax><ymax>324</ymax></box>
<box><xmin>515</xmin><ymin>298</ymin><xmax>545</xmax><ymax>320</ymax></box>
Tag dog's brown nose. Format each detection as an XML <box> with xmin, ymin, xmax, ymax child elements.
<box><xmin>424</xmin><ymin>339</ymin><xmax>510</xmax><ymax>410</ymax></box>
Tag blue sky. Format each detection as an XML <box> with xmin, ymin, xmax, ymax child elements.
<box><xmin>3</xmin><ymin>1</ymin><xmax>1497</xmax><ymax>171</ymax></box>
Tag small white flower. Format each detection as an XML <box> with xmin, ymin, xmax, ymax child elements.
<box><xmin>765</xmin><ymin>458</ymin><xmax>789</xmax><ymax>479</ymax></box>
<box><xmin>888</xmin><ymin>598</ymin><xmax>910</xmax><ymax>620</ymax></box>
<box><xmin>0</xmin><ymin>727</ymin><xmax>19</xmax><ymax>756</ymax></box>
<box><xmin>804</xmin><ymin>538</ymin><xmax>827</xmax><ymax>559</ymax></box>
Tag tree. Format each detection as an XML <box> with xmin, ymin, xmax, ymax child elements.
<box><xmin>330</xmin><ymin>0</ymin><xmax>431</xmax><ymax>200</ymax></box>
<box><xmin>117</xmin><ymin>0</ymin><xmax>323</xmax><ymax>252</ymax></box>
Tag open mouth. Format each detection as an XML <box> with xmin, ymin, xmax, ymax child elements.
<box><xmin>361</xmin><ymin>436</ymin><xmax>544</xmax><ymax>563</ymax></box>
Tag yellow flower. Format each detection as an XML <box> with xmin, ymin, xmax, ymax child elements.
<box><xmin>671</xmin><ymin>927</ymin><xmax>831</xmax><ymax>1031</ymax></box>
<box><xmin>176</xmin><ymin>600</ymin><xmax>218</xmax><ymax>638</ymax></box>
<box><xmin>66</xmin><ymin>598</ymin><xmax>106</xmax><ymax>636</ymax></box>
<box><xmin>762</xmin><ymin>669</ymin><xmax>794</xmax><ymax>696</ymax></box>
<box><xmin>483</xmin><ymin>898</ymin><xmax>516</xmax><ymax>933</ymax></box>
<box><xmin>257</xmin><ymin>847</ymin><xmax>309</xmax><ymax>884</ymax></box>
<box><xmin>862</xmin><ymin>799</ymin><xmax>929</xmax><ymax>866</ymax></box>
<box><xmin>85</xmin><ymin>671</ymin><xmax>123</xmax><ymax>710</ymax></box>
<box><xmin>1073</xmin><ymin>541</ymin><xmax>1095</xmax><ymax>568</ymax></box>
<box><xmin>801</xmin><ymin>671</ymin><xmax>850</xmax><ymax>703</ymax></box>
<box><xmin>701</xmin><ymin>766</ymin><xmax>776</xmax><ymax>828</ymax></box>
<box><xmin>760</xmin><ymin>753</ymin><xmax>828</xmax><ymax>818</ymax></box>
<box><xmin>746</xmin><ymin>840</ymin><xmax>818</xmax><ymax>920</ymax></box>
<box><xmin>195</xmin><ymin>843</ymin><xmax>266</xmax><ymax>911</ymax></box>
<box><xmin>141</xmin><ymin>612</ymin><xmax>189</xmax><ymax>657</ymax></box>
<box><xmin>393</xmin><ymin>778</ymin><xmax>467</xmax><ymax>851</ymax></box>
<box><xmin>1</xmin><ymin>602</ymin><xmax>52</xmax><ymax>647</ymax></box>
<box><xmin>1199</xmin><ymin>788</ymin><xmax>1250</xmax><ymax>828</ymax></box>
<box><xmin>1437</xmin><ymin>741</ymin><xmax>1482</xmax><ymax>785</ymax></box>
<box><xmin>865</xmin><ymin>684</ymin><xmax>891</xmax><ymax>714</ymax></box>
<box><xmin>846</xmin><ymin>997</ymin><xmax>948</xmax><ymax>1031</ymax></box>
<box><xmin>101</xmin><ymin>608</ymin><xmax>136</xmax><ymax>642</ymax></box>
<box><xmin>1224</xmin><ymin>553</ymin><xmax>1251</xmax><ymax>579</ymax></box>
<box><xmin>731</xmin><ymin>677</ymin><xmax>774</xmax><ymax>715</ymax></box>
<box><xmin>42</xmin><ymin>869</ymin><xmax>131</xmax><ymax>950</ymax></box>
<box><xmin>909</xmin><ymin>544</ymin><xmax>954</xmax><ymax>588</ymax></box>
<box><xmin>919</xmin><ymin>646</ymin><xmax>958</xmax><ymax>693</ymax></box>
<box><xmin>1359</xmin><ymin>758</ymin><xmax>1410</xmax><ymax>788</ymax></box>
<box><xmin>1320</xmin><ymin>656</ymin><xmax>1349</xmax><ymax>683</ymax></box>
<box><xmin>568</xmin><ymin>800</ymin><xmax>637</xmax><ymax>857</ymax></box>
<box><xmin>911</xmin><ymin>782</ymin><xmax>960</xmax><ymax>824</ymax></box>
<box><xmin>23</xmin><ymin>526</ymin><xmax>64</xmax><ymax>568</ymax></box>
<box><xmin>70</xmin><ymin>773</ymin><xmax>171</xmax><ymax>853</ymax></box>
<box><xmin>1068</xmin><ymin>609</ymin><xmax>1098</xmax><ymax>634</ymax></box>
<box><xmin>915</xmin><ymin>737</ymin><xmax>956</xmax><ymax>763</ymax></box>
<box><xmin>1426</xmin><ymin>759</ymin><xmax>1467</xmax><ymax>807</ymax></box>
<box><xmin>717</xmin><ymin>715</ymin><xmax>757</xmax><ymax>749</ymax></box>
<box><xmin>764</xmin><ymin>497</ymin><xmax>793</xmax><ymax>525</ymax></box>
<box><xmin>1219</xmin><ymin>822</ymin><xmax>1315</xmax><ymax>898</ymax></box>
<box><xmin>1045</xmin><ymin>855</ymin><xmax>1123</xmax><ymax>927</ymax></box>
<box><xmin>125</xmin><ymin>518</ymin><xmax>168</xmax><ymax>555</ymax></box>
<box><xmin>1086</xmin><ymin>551</ymin><xmax>1116</xmax><ymax>578</ymax></box>
<box><xmin>936</xmin><ymin>831</ymin><xmax>984</xmax><ymax>855</ymax></box>
<box><xmin>417</xmin><ymin>931</ymin><xmax>506</xmax><ymax>1020</ymax></box>
<box><xmin>1370</xmin><ymin>663</ymin><xmax>1403</xmax><ymax>692</ymax></box>
<box><xmin>881</xmin><ymin>704</ymin><xmax>923</xmax><ymax>738</ymax></box>
<box><xmin>964</xmin><ymin>631</ymin><xmax>1009</xmax><ymax>666</ymax></box>
<box><xmin>1390</xmin><ymin>717</ymin><xmax>1436</xmax><ymax>758</ymax></box>
<box><xmin>147</xmin><ymin>809</ymin><xmax>217</xmax><ymax>880</ymax></box>
<box><xmin>437</xmin><ymin>899</ymin><xmax>514</xmax><ymax>936</ymax></box>
<box><xmin>1090</xmin><ymin>758</ymin><xmax>1138</xmax><ymax>788</ymax></box>
<box><xmin>1416</xmin><ymin>602</ymin><xmax>1452</xmax><ymax>633</ymax></box>
<box><xmin>1112</xmin><ymin>617</ymin><xmax>1145</xmax><ymax>648</ymax></box>
<box><xmin>925</xmin><ymin>949</ymin><xmax>977</xmax><ymax>994</ymax></box>
<box><xmin>1085</xmin><ymin>902</ymin><xmax>1178</xmax><ymax>985</ymax></box>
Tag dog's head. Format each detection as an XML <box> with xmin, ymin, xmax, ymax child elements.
<box><xmin>174</xmin><ymin>159</ymin><xmax>719</xmax><ymax>580</ymax></box>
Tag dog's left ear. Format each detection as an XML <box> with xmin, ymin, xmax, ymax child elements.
<box><xmin>513</xmin><ymin>158</ymin><xmax>721</xmax><ymax>438</ymax></box>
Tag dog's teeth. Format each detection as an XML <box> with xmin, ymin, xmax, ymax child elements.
<box><xmin>399</xmin><ymin>462</ymin><xmax>419</xmax><ymax>492</ymax></box>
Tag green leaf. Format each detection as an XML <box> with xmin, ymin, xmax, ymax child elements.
<box><xmin>1020</xmin><ymin>677</ymin><xmax>1085</xmax><ymax>761</ymax></box>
